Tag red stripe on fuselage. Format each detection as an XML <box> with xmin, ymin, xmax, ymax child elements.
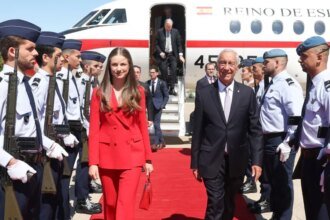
<box><xmin>80</xmin><ymin>39</ymin><xmax>303</xmax><ymax>50</ymax></box>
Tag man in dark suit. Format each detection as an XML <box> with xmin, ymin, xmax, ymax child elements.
<box><xmin>154</xmin><ymin>18</ymin><xmax>185</xmax><ymax>95</ymax></box>
<box><xmin>146</xmin><ymin>66</ymin><xmax>169</xmax><ymax>149</ymax></box>
<box><xmin>191</xmin><ymin>49</ymin><xmax>263</xmax><ymax>220</ymax></box>
<box><xmin>189</xmin><ymin>62</ymin><xmax>217</xmax><ymax>135</ymax></box>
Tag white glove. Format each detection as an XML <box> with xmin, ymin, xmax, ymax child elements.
<box><xmin>46</xmin><ymin>143</ymin><xmax>68</xmax><ymax>161</ymax></box>
<box><xmin>276</xmin><ymin>142</ymin><xmax>291</xmax><ymax>162</ymax></box>
<box><xmin>63</xmin><ymin>133</ymin><xmax>79</xmax><ymax>148</ymax></box>
<box><xmin>320</xmin><ymin>170</ymin><xmax>325</xmax><ymax>192</ymax></box>
<box><xmin>7</xmin><ymin>160</ymin><xmax>37</xmax><ymax>183</ymax></box>
<box><xmin>317</xmin><ymin>148</ymin><xmax>327</xmax><ymax>160</ymax></box>
<box><xmin>160</xmin><ymin>52</ymin><xmax>166</xmax><ymax>59</ymax></box>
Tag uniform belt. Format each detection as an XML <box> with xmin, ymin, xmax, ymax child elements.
<box><xmin>19</xmin><ymin>152</ymin><xmax>44</xmax><ymax>164</ymax></box>
<box><xmin>263</xmin><ymin>132</ymin><xmax>286</xmax><ymax>139</ymax></box>
<box><xmin>68</xmin><ymin>120</ymin><xmax>82</xmax><ymax>132</ymax></box>
<box><xmin>301</xmin><ymin>147</ymin><xmax>321</xmax><ymax>159</ymax></box>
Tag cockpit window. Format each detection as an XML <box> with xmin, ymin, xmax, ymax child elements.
<box><xmin>87</xmin><ymin>9</ymin><xmax>111</xmax><ymax>26</ymax></box>
<box><xmin>314</xmin><ymin>21</ymin><xmax>325</xmax><ymax>35</ymax></box>
<box><xmin>73</xmin><ymin>11</ymin><xmax>97</xmax><ymax>28</ymax></box>
<box><xmin>103</xmin><ymin>9</ymin><xmax>127</xmax><ymax>24</ymax></box>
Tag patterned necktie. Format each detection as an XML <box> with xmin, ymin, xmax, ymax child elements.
<box><xmin>23</xmin><ymin>76</ymin><xmax>43</xmax><ymax>150</ymax></box>
<box><xmin>224</xmin><ymin>87</ymin><xmax>232</xmax><ymax>121</ymax></box>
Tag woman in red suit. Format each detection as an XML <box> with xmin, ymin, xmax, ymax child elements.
<box><xmin>88</xmin><ymin>47</ymin><xmax>154</xmax><ymax>220</ymax></box>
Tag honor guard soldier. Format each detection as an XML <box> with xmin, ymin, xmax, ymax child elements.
<box><xmin>0</xmin><ymin>19</ymin><xmax>68</xmax><ymax>220</ymax></box>
<box><xmin>32</xmin><ymin>31</ymin><xmax>80</xmax><ymax>219</ymax></box>
<box><xmin>56</xmin><ymin>40</ymin><xmax>101</xmax><ymax>218</ymax></box>
<box><xmin>296</xmin><ymin>36</ymin><xmax>330</xmax><ymax>220</ymax></box>
<box><xmin>252</xmin><ymin>57</ymin><xmax>266</xmax><ymax>107</ymax></box>
<box><xmin>77</xmin><ymin>51</ymin><xmax>106</xmax><ymax>195</ymax></box>
<box><xmin>260</xmin><ymin>49</ymin><xmax>304</xmax><ymax>220</ymax></box>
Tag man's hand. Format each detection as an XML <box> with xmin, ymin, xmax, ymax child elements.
<box><xmin>63</xmin><ymin>133</ymin><xmax>79</xmax><ymax>148</ymax></box>
<box><xmin>160</xmin><ymin>52</ymin><xmax>166</xmax><ymax>59</ymax></box>
<box><xmin>46</xmin><ymin>143</ymin><xmax>68</xmax><ymax>161</ymax></box>
<box><xmin>192</xmin><ymin>169</ymin><xmax>202</xmax><ymax>182</ymax></box>
<box><xmin>179</xmin><ymin>55</ymin><xmax>185</xmax><ymax>63</ymax></box>
<box><xmin>317</xmin><ymin>148</ymin><xmax>327</xmax><ymax>160</ymax></box>
<box><xmin>7</xmin><ymin>159</ymin><xmax>37</xmax><ymax>183</ymax></box>
<box><xmin>251</xmin><ymin>165</ymin><xmax>262</xmax><ymax>182</ymax></box>
<box><xmin>276</xmin><ymin>142</ymin><xmax>291</xmax><ymax>162</ymax></box>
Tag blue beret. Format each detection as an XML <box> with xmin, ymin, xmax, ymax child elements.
<box><xmin>0</xmin><ymin>19</ymin><xmax>41</xmax><ymax>42</ymax></box>
<box><xmin>252</xmin><ymin>57</ymin><xmax>264</xmax><ymax>64</ymax></box>
<box><xmin>62</xmin><ymin>39</ymin><xmax>82</xmax><ymax>51</ymax></box>
<box><xmin>36</xmin><ymin>31</ymin><xmax>65</xmax><ymax>48</ymax></box>
<box><xmin>81</xmin><ymin>51</ymin><xmax>106</xmax><ymax>63</ymax></box>
<box><xmin>239</xmin><ymin>59</ymin><xmax>253</xmax><ymax>68</ymax></box>
<box><xmin>263</xmin><ymin>49</ymin><xmax>287</xmax><ymax>59</ymax></box>
<box><xmin>296</xmin><ymin>36</ymin><xmax>329</xmax><ymax>56</ymax></box>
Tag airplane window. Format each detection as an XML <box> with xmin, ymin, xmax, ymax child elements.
<box><xmin>315</xmin><ymin>21</ymin><xmax>325</xmax><ymax>35</ymax></box>
<box><xmin>251</xmin><ymin>20</ymin><xmax>262</xmax><ymax>34</ymax></box>
<box><xmin>103</xmin><ymin>9</ymin><xmax>127</xmax><ymax>24</ymax></box>
<box><xmin>87</xmin><ymin>9</ymin><xmax>111</xmax><ymax>26</ymax></box>
<box><xmin>272</xmin><ymin>20</ymin><xmax>283</xmax><ymax>34</ymax></box>
<box><xmin>73</xmin><ymin>11</ymin><xmax>97</xmax><ymax>27</ymax></box>
<box><xmin>293</xmin><ymin>20</ymin><xmax>304</xmax><ymax>35</ymax></box>
<box><xmin>230</xmin><ymin>20</ymin><xmax>241</xmax><ymax>34</ymax></box>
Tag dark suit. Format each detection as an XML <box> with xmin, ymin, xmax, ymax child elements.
<box><xmin>191</xmin><ymin>80</ymin><xmax>263</xmax><ymax>220</ymax></box>
<box><xmin>154</xmin><ymin>28</ymin><xmax>183</xmax><ymax>89</ymax></box>
<box><xmin>139</xmin><ymin>81</ymin><xmax>154</xmax><ymax>121</ymax></box>
<box><xmin>146</xmin><ymin>78</ymin><xmax>169</xmax><ymax>145</ymax></box>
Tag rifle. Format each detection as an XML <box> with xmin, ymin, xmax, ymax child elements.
<box><xmin>1</xmin><ymin>48</ymin><xmax>23</xmax><ymax>220</ymax></box>
<box><xmin>81</xmin><ymin>76</ymin><xmax>92</xmax><ymax>163</ymax></box>
<box><xmin>44</xmin><ymin>58</ymin><xmax>71</xmax><ymax>183</ymax></box>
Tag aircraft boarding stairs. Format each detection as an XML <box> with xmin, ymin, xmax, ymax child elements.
<box><xmin>160</xmin><ymin>75</ymin><xmax>186</xmax><ymax>137</ymax></box>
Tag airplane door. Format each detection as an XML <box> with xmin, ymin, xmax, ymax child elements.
<box><xmin>149</xmin><ymin>4</ymin><xmax>186</xmax><ymax>74</ymax></box>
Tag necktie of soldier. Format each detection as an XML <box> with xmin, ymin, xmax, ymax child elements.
<box><xmin>23</xmin><ymin>76</ymin><xmax>43</xmax><ymax>150</ymax></box>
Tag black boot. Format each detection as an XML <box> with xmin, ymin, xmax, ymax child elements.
<box><xmin>249</xmin><ymin>198</ymin><xmax>272</xmax><ymax>214</ymax></box>
<box><xmin>75</xmin><ymin>198</ymin><xmax>102</xmax><ymax>214</ymax></box>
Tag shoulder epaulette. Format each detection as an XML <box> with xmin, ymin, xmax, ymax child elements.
<box><xmin>285</xmin><ymin>78</ymin><xmax>294</xmax><ymax>86</ymax></box>
<box><xmin>31</xmin><ymin>78</ymin><xmax>41</xmax><ymax>87</ymax></box>
<box><xmin>81</xmin><ymin>78</ymin><xmax>86</xmax><ymax>85</ymax></box>
<box><xmin>56</xmin><ymin>73</ymin><xmax>64</xmax><ymax>80</ymax></box>
<box><xmin>324</xmin><ymin>80</ymin><xmax>330</xmax><ymax>92</ymax></box>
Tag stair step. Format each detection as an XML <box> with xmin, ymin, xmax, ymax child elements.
<box><xmin>160</xmin><ymin>122</ymin><xmax>180</xmax><ymax>131</ymax></box>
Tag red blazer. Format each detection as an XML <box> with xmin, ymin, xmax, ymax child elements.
<box><xmin>89</xmin><ymin>86</ymin><xmax>152</xmax><ymax>169</ymax></box>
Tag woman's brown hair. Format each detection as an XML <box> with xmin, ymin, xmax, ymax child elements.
<box><xmin>98</xmin><ymin>47</ymin><xmax>141</xmax><ymax>112</ymax></box>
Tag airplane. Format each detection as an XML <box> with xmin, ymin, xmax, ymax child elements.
<box><xmin>62</xmin><ymin>0</ymin><xmax>330</xmax><ymax>135</ymax></box>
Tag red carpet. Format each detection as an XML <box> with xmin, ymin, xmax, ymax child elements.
<box><xmin>91</xmin><ymin>148</ymin><xmax>256</xmax><ymax>220</ymax></box>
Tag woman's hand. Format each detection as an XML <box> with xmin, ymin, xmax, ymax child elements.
<box><xmin>89</xmin><ymin>165</ymin><xmax>99</xmax><ymax>180</ymax></box>
<box><xmin>144</xmin><ymin>163</ymin><xmax>154</xmax><ymax>176</ymax></box>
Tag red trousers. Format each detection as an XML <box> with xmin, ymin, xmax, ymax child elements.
<box><xmin>100</xmin><ymin>167</ymin><xmax>142</xmax><ymax>220</ymax></box>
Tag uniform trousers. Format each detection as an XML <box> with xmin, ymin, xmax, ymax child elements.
<box><xmin>0</xmin><ymin>163</ymin><xmax>43</xmax><ymax>220</ymax></box>
<box><xmin>39</xmin><ymin>158</ymin><xmax>61</xmax><ymax>220</ymax></box>
<box><xmin>57</xmin><ymin>129</ymin><xmax>82</xmax><ymax>220</ymax></box>
<box><xmin>99</xmin><ymin>167</ymin><xmax>142</xmax><ymax>220</ymax></box>
<box><xmin>324</xmin><ymin>162</ymin><xmax>330</xmax><ymax>218</ymax></box>
<box><xmin>263</xmin><ymin>133</ymin><xmax>295</xmax><ymax>220</ymax></box>
<box><xmin>300</xmin><ymin>148</ymin><xmax>329</xmax><ymax>220</ymax></box>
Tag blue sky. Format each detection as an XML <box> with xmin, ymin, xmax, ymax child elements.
<box><xmin>0</xmin><ymin>0</ymin><xmax>112</xmax><ymax>32</ymax></box>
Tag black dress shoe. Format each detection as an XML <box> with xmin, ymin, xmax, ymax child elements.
<box><xmin>90</xmin><ymin>181</ymin><xmax>102</xmax><ymax>193</ymax></box>
<box><xmin>75</xmin><ymin>198</ymin><xmax>102</xmax><ymax>214</ymax></box>
<box><xmin>249</xmin><ymin>199</ymin><xmax>272</xmax><ymax>214</ymax></box>
<box><xmin>240</xmin><ymin>180</ymin><xmax>257</xmax><ymax>194</ymax></box>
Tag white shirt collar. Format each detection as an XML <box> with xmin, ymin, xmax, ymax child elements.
<box><xmin>218</xmin><ymin>79</ymin><xmax>234</xmax><ymax>92</ymax></box>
